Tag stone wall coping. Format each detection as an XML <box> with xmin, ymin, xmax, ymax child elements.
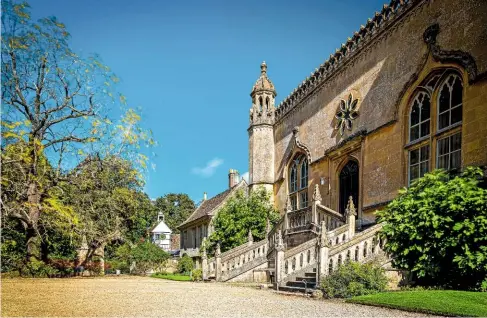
<box><xmin>330</xmin><ymin>223</ymin><xmax>383</xmax><ymax>256</ymax></box>
<box><xmin>274</xmin><ymin>0</ymin><xmax>419</xmax><ymax>124</ymax></box>
<box><xmin>284</xmin><ymin>237</ymin><xmax>318</xmax><ymax>260</ymax></box>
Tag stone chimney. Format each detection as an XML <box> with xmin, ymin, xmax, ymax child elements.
<box><xmin>228</xmin><ymin>169</ymin><xmax>239</xmax><ymax>188</ymax></box>
<box><xmin>203</xmin><ymin>192</ymin><xmax>207</xmax><ymax>201</ymax></box>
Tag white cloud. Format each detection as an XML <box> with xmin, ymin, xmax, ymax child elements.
<box><xmin>192</xmin><ymin>158</ymin><xmax>224</xmax><ymax>178</ymax></box>
<box><xmin>241</xmin><ymin>171</ymin><xmax>249</xmax><ymax>183</ymax></box>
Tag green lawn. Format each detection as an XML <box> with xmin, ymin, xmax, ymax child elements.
<box><xmin>150</xmin><ymin>273</ymin><xmax>191</xmax><ymax>281</ymax></box>
<box><xmin>348</xmin><ymin>290</ymin><xmax>487</xmax><ymax>317</ymax></box>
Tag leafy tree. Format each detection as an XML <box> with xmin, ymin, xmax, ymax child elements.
<box><xmin>208</xmin><ymin>186</ymin><xmax>279</xmax><ymax>253</ymax></box>
<box><xmin>178</xmin><ymin>254</ymin><xmax>194</xmax><ymax>274</ymax></box>
<box><xmin>115</xmin><ymin>242</ymin><xmax>169</xmax><ymax>275</ymax></box>
<box><xmin>1</xmin><ymin>0</ymin><xmax>155</xmax><ymax>263</ymax></box>
<box><xmin>154</xmin><ymin>193</ymin><xmax>195</xmax><ymax>233</ymax></box>
<box><xmin>63</xmin><ymin>155</ymin><xmax>157</xmax><ymax>270</ymax></box>
<box><xmin>377</xmin><ymin>167</ymin><xmax>487</xmax><ymax>290</ymax></box>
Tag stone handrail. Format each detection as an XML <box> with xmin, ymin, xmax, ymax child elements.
<box><xmin>267</xmin><ymin>215</ymin><xmax>285</xmax><ymax>254</ymax></box>
<box><xmin>220</xmin><ymin>240</ymin><xmax>268</xmax><ymax>279</ymax></box>
<box><xmin>316</xmin><ymin>203</ymin><xmax>345</xmax><ymax>231</ymax></box>
<box><xmin>287</xmin><ymin>206</ymin><xmax>312</xmax><ymax>231</ymax></box>
<box><xmin>221</xmin><ymin>239</ymin><xmax>267</xmax><ymax>263</ymax></box>
<box><xmin>206</xmin><ymin>239</ymin><xmax>268</xmax><ymax>281</ymax></box>
<box><xmin>281</xmin><ymin>238</ymin><xmax>318</xmax><ymax>280</ymax></box>
<box><xmin>328</xmin><ymin>223</ymin><xmax>384</xmax><ymax>270</ymax></box>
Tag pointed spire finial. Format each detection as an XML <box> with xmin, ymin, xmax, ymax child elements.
<box><xmin>345</xmin><ymin>196</ymin><xmax>357</xmax><ymax>217</ymax></box>
<box><xmin>248</xmin><ymin>229</ymin><xmax>253</xmax><ymax>244</ymax></box>
<box><xmin>215</xmin><ymin>243</ymin><xmax>221</xmax><ymax>257</ymax></box>
<box><xmin>260</xmin><ymin>61</ymin><xmax>267</xmax><ymax>74</ymax></box>
<box><xmin>313</xmin><ymin>184</ymin><xmax>322</xmax><ymax>202</ymax></box>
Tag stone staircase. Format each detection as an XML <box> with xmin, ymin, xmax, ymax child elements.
<box><xmin>279</xmin><ymin>268</ymin><xmax>317</xmax><ymax>293</ymax></box>
<box><xmin>201</xmin><ymin>188</ymin><xmax>387</xmax><ymax>293</ymax></box>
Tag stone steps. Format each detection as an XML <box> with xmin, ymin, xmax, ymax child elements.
<box><xmin>279</xmin><ymin>268</ymin><xmax>317</xmax><ymax>294</ymax></box>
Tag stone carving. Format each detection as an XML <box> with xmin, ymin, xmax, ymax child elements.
<box><xmin>276</xmin><ymin>230</ymin><xmax>284</xmax><ymax>250</ymax></box>
<box><xmin>248</xmin><ymin>229</ymin><xmax>253</xmax><ymax>244</ymax></box>
<box><xmin>319</xmin><ymin>221</ymin><xmax>331</xmax><ymax>248</ymax></box>
<box><xmin>286</xmin><ymin>196</ymin><xmax>293</xmax><ymax>212</ymax></box>
<box><xmin>345</xmin><ymin>196</ymin><xmax>357</xmax><ymax>217</ymax></box>
<box><xmin>423</xmin><ymin>23</ymin><xmax>478</xmax><ymax>84</ymax></box>
<box><xmin>335</xmin><ymin>93</ymin><xmax>359</xmax><ymax>136</ymax></box>
<box><xmin>215</xmin><ymin>243</ymin><xmax>221</xmax><ymax>257</ymax></box>
<box><xmin>312</xmin><ymin>184</ymin><xmax>322</xmax><ymax>202</ymax></box>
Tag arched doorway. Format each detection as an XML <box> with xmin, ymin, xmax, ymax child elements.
<box><xmin>339</xmin><ymin>160</ymin><xmax>359</xmax><ymax>215</ymax></box>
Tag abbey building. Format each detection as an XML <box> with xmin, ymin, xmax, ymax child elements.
<box><xmin>247</xmin><ymin>0</ymin><xmax>487</xmax><ymax>231</ymax></box>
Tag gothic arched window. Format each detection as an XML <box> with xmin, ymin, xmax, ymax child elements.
<box><xmin>258</xmin><ymin>97</ymin><xmax>263</xmax><ymax>112</ymax></box>
<box><xmin>407</xmin><ymin>70</ymin><xmax>463</xmax><ymax>185</ymax></box>
<box><xmin>288</xmin><ymin>154</ymin><xmax>309</xmax><ymax>211</ymax></box>
<box><xmin>409</xmin><ymin>92</ymin><xmax>431</xmax><ymax>142</ymax></box>
<box><xmin>265</xmin><ymin>96</ymin><xmax>270</xmax><ymax>110</ymax></box>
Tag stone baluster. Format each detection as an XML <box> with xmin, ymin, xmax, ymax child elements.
<box><xmin>345</xmin><ymin>196</ymin><xmax>357</xmax><ymax>239</ymax></box>
<box><xmin>317</xmin><ymin>221</ymin><xmax>331</xmax><ymax>285</ymax></box>
<box><xmin>215</xmin><ymin>243</ymin><xmax>222</xmax><ymax>282</ymax></box>
<box><xmin>312</xmin><ymin>184</ymin><xmax>322</xmax><ymax>225</ymax></box>
<box><xmin>274</xmin><ymin>230</ymin><xmax>285</xmax><ymax>289</ymax></box>
<box><xmin>201</xmin><ymin>241</ymin><xmax>208</xmax><ymax>281</ymax></box>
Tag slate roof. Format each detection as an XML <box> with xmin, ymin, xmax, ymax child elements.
<box><xmin>178</xmin><ymin>180</ymin><xmax>247</xmax><ymax>229</ymax></box>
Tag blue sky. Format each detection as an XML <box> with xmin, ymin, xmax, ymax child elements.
<box><xmin>30</xmin><ymin>0</ymin><xmax>386</xmax><ymax>203</ymax></box>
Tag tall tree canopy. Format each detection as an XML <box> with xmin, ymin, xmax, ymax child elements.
<box><xmin>154</xmin><ymin>193</ymin><xmax>195</xmax><ymax>233</ymax></box>
<box><xmin>1</xmin><ymin>0</ymin><xmax>155</xmax><ymax>267</ymax></box>
<box><xmin>377</xmin><ymin>167</ymin><xmax>487</xmax><ymax>290</ymax></box>
<box><xmin>208</xmin><ymin>187</ymin><xmax>280</xmax><ymax>253</ymax></box>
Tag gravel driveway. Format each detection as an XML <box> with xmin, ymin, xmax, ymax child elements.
<box><xmin>2</xmin><ymin>276</ymin><xmax>438</xmax><ymax>317</ymax></box>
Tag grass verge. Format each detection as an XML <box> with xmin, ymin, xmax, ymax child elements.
<box><xmin>347</xmin><ymin>290</ymin><xmax>487</xmax><ymax>317</ymax></box>
<box><xmin>150</xmin><ymin>273</ymin><xmax>191</xmax><ymax>281</ymax></box>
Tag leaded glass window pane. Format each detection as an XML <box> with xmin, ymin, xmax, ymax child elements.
<box><xmin>289</xmin><ymin>164</ymin><xmax>297</xmax><ymax>193</ymax></box>
<box><xmin>299</xmin><ymin>191</ymin><xmax>308</xmax><ymax>209</ymax></box>
<box><xmin>409</xmin><ymin>92</ymin><xmax>431</xmax><ymax>142</ymax></box>
<box><xmin>300</xmin><ymin>160</ymin><xmax>308</xmax><ymax>189</ymax></box>
<box><xmin>437</xmin><ymin>133</ymin><xmax>462</xmax><ymax>170</ymax></box>
<box><xmin>409</xmin><ymin>145</ymin><xmax>429</xmax><ymax>184</ymax></box>
<box><xmin>438</xmin><ymin>74</ymin><xmax>463</xmax><ymax>130</ymax></box>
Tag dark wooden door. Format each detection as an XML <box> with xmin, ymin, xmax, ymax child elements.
<box><xmin>339</xmin><ymin>160</ymin><xmax>359</xmax><ymax>214</ymax></box>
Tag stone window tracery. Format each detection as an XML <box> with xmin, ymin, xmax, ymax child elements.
<box><xmin>288</xmin><ymin>153</ymin><xmax>309</xmax><ymax>211</ymax></box>
<box><xmin>407</xmin><ymin>70</ymin><xmax>463</xmax><ymax>185</ymax></box>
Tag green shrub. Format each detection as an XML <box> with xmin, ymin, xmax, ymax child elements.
<box><xmin>25</xmin><ymin>259</ymin><xmax>60</xmax><ymax>278</ymax></box>
<box><xmin>320</xmin><ymin>261</ymin><xmax>388</xmax><ymax>298</ymax></box>
<box><xmin>191</xmin><ymin>268</ymin><xmax>202</xmax><ymax>281</ymax></box>
<box><xmin>178</xmin><ymin>254</ymin><xmax>193</xmax><ymax>274</ymax></box>
<box><xmin>377</xmin><ymin>167</ymin><xmax>487</xmax><ymax>290</ymax></box>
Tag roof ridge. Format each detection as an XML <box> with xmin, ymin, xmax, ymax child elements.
<box><xmin>177</xmin><ymin>180</ymin><xmax>248</xmax><ymax>229</ymax></box>
<box><xmin>274</xmin><ymin>0</ymin><xmax>420</xmax><ymax>123</ymax></box>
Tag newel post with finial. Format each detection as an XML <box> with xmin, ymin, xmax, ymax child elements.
<box><xmin>316</xmin><ymin>220</ymin><xmax>331</xmax><ymax>285</ymax></box>
<box><xmin>201</xmin><ymin>238</ymin><xmax>208</xmax><ymax>281</ymax></box>
<box><xmin>312</xmin><ymin>184</ymin><xmax>322</xmax><ymax>225</ymax></box>
<box><xmin>215</xmin><ymin>243</ymin><xmax>222</xmax><ymax>282</ymax></box>
<box><xmin>248</xmin><ymin>229</ymin><xmax>253</xmax><ymax>246</ymax></box>
<box><xmin>345</xmin><ymin>196</ymin><xmax>357</xmax><ymax>239</ymax></box>
<box><xmin>274</xmin><ymin>230</ymin><xmax>285</xmax><ymax>289</ymax></box>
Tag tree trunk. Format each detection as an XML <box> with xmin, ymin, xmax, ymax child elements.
<box><xmin>94</xmin><ymin>243</ymin><xmax>106</xmax><ymax>275</ymax></box>
<box><xmin>26</xmin><ymin>180</ymin><xmax>42</xmax><ymax>262</ymax></box>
